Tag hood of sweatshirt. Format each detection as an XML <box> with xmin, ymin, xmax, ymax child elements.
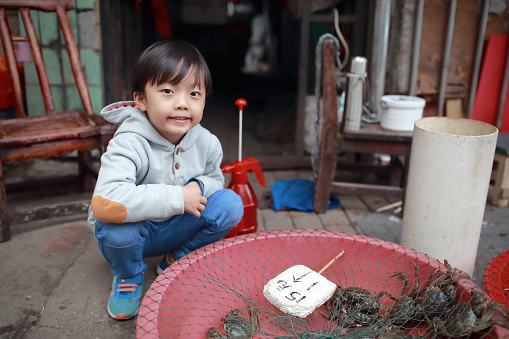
<box><xmin>101</xmin><ymin>101</ymin><xmax>201</xmax><ymax>150</ymax></box>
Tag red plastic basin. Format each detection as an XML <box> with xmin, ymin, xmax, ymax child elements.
<box><xmin>137</xmin><ymin>230</ymin><xmax>507</xmax><ymax>338</ymax></box>
<box><xmin>484</xmin><ymin>248</ymin><xmax>509</xmax><ymax>308</ymax></box>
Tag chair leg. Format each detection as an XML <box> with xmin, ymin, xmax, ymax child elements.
<box><xmin>102</xmin><ymin>133</ymin><xmax>113</xmax><ymax>152</ymax></box>
<box><xmin>492</xmin><ymin>153</ymin><xmax>509</xmax><ymax>207</ymax></box>
<box><xmin>78</xmin><ymin>150</ymin><xmax>95</xmax><ymax>193</ymax></box>
<box><xmin>0</xmin><ymin>162</ymin><xmax>12</xmax><ymax>242</ymax></box>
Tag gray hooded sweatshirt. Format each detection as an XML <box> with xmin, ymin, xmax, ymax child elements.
<box><xmin>87</xmin><ymin>101</ymin><xmax>224</xmax><ymax>232</ymax></box>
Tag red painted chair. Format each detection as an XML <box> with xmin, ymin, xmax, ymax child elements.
<box><xmin>0</xmin><ymin>0</ymin><xmax>116</xmax><ymax>241</ymax></box>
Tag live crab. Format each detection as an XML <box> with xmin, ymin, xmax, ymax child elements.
<box><xmin>321</xmin><ymin>286</ymin><xmax>388</xmax><ymax>326</ymax></box>
<box><xmin>206</xmin><ymin>305</ymin><xmax>259</xmax><ymax>339</ymax></box>
<box><xmin>384</xmin><ymin>260</ymin><xmax>469</xmax><ymax>325</ymax></box>
<box><xmin>425</xmin><ymin>290</ymin><xmax>509</xmax><ymax>337</ymax></box>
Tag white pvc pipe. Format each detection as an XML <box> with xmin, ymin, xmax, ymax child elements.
<box><xmin>401</xmin><ymin>117</ymin><xmax>498</xmax><ymax>277</ymax></box>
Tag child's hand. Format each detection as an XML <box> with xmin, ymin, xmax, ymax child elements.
<box><xmin>182</xmin><ymin>181</ymin><xmax>207</xmax><ymax>218</ymax></box>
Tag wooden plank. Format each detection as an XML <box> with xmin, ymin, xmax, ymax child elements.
<box><xmin>360</xmin><ymin>195</ymin><xmax>393</xmax><ymax>212</ymax></box>
<box><xmin>56</xmin><ymin>5</ymin><xmax>93</xmax><ymax>114</ymax></box>
<box><xmin>5</xmin><ymin>175</ymin><xmax>79</xmax><ymax>193</ymax></box>
<box><xmin>314</xmin><ymin>38</ymin><xmax>339</xmax><ymax>214</ymax></box>
<box><xmin>0</xmin><ymin>0</ymin><xmax>74</xmax><ymax>11</ymax></box>
<box><xmin>339</xmin><ymin>137</ymin><xmax>411</xmax><ymax>157</ymax></box>
<box><xmin>257</xmin><ymin>155</ymin><xmax>311</xmax><ymax>170</ymax></box>
<box><xmin>3</xmin><ymin>138</ymin><xmax>101</xmax><ymax>163</ymax></box>
<box><xmin>9</xmin><ymin>200</ymin><xmax>90</xmax><ymax>225</ymax></box>
<box><xmin>343</xmin><ymin>123</ymin><xmax>413</xmax><ymax>142</ymax></box>
<box><xmin>446</xmin><ymin>99</ymin><xmax>464</xmax><ymax>118</ymax></box>
<box><xmin>296</xmin><ymin>170</ymin><xmax>314</xmax><ymax>180</ymax></box>
<box><xmin>331</xmin><ymin>182</ymin><xmax>403</xmax><ymax>200</ymax></box>
<box><xmin>0</xmin><ymin>8</ymin><xmax>25</xmax><ymax>117</ymax></box>
<box><xmin>20</xmin><ymin>8</ymin><xmax>55</xmax><ymax>115</ymax></box>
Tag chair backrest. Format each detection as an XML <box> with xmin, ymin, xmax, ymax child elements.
<box><xmin>0</xmin><ymin>0</ymin><xmax>93</xmax><ymax>118</ymax></box>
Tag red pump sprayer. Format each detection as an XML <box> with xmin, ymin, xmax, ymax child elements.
<box><xmin>221</xmin><ymin>98</ymin><xmax>266</xmax><ymax>238</ymax></box>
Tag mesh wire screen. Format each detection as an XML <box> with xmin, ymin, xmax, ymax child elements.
<box><xmin>136</xmin><ymin>230</ymin><xmax>509</xmax><ymax>338</ymax></box>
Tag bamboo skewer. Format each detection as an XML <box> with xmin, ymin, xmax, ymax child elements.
<box><xmin>318</xmin><ymin>250</ymin><xmax>345</xmax><ymax>275</ymax></box>
<box><xmin>376</xmin><ymin>201</ymin><xmax>402</xmax><ymax>213</ymax></box>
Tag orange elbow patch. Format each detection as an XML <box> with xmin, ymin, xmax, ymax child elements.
<box><xmin>91</xmin><ymin>195</ymin><xmax>127</xmax><ymax>224</ymax></box>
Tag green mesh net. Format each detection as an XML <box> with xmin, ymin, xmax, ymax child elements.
<box><xmin>136</xmin><ymin>230</ymin><xmax>509</xmax><ymax>338</ymax></box>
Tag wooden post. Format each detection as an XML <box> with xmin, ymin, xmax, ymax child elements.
<box><xmin>0</xmin><ymin>163</ymin><xmax>11</xmax><ymax>242</ymax></box>
<box><xmin>313</xmin><ymin>39</ymin><xmax>338</xmax><ymax>213</ymax></box>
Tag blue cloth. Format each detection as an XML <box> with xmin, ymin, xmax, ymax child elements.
<box><xmin>271</xmin><ymin>179</ymin><xmax>340</xmax><ymax>212</ymax></box>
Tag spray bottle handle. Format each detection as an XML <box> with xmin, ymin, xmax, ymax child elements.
<box><xmin>243</xmin><ymin>157</ymin><xmax>266</xmax><ymax>187</ymax></box>
<box><xmin>221</xmin><ymin>157</ymin><xmax>266</xmax><ymax>187</ymax></box>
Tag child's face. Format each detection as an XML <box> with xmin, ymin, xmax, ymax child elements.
<box><xmin>134</xmin><ymin>72</ymin><xmax>205</xmax><ymax>145</ymax></box>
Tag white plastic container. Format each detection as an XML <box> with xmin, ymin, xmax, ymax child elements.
<box><xmin>401</xmin><ymin>117</ymin><xmax>498</xmax><ymax>277</ymax></box>
<box><xmin>380</xmin><ymin>95</ymin><xmax>426</xmax><ymax>131</ymax></box>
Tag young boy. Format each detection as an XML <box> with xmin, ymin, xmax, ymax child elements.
<box><xmin>87</xmin><ymin>40</ymin><xmax>244</xmax><ymax>320</ymax></box>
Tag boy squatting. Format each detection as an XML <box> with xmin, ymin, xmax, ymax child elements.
<box><xmin>87</xmin><ymin>40</ymin><xmax>244</xmax><ymax>320</ymax></box>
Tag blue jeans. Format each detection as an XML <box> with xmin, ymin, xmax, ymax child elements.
<box><xmin>94</xmin><ymin>189</ymin><xmax>243</xmax><ymax>278</ymax></box>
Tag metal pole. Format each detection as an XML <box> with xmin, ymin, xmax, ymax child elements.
<box><xmin>467</xmin><ymin>0</ymin><xmax>490</xmax><ymax>119</ymax></box>
<box><xmin>438</xmin><ymin>0</ymin><xmax>456</xmax><ymax>117</ymax></box>
<box><xmin>238</xmin><ymin>107</ymin><xmax>243</xmax><ymax>161</ymax></box>
<box><xmin>409</xmin><ymin>0</ymin><xmax>424</xmax><ymax>96</ymax></box>
<box><xmin>295</xmin><ymin>0</ymin><xmax>311</xmax><ymax>155</ymax></box>
<box><xmin>369</xmin><ymin>0</ymin><xmax>391</xmax><ymax>117</ymax></box>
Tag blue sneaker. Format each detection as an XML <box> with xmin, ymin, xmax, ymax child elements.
<box><xmin>156</xmin><ymin>253</ymin><xmax>173</xmax><ymax>275</ymax></box>
<box><xmin>107</xmin><ymin>273</ymin><xmax>144</xmax><ymax>320</ymax></box>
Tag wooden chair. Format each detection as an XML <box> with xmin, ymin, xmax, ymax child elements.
<box><xmin>313</xmin><ymin>38</ymin><xmax>413</xmax><ymax>213</ymax></box>
<box><xmin>0</xmin><ymin>0</ymin><xmax>116</xmax><ymax>242</ymax></box>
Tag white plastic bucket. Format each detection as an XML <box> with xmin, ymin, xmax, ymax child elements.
<box><xmin>401</xmin><ymin>117</ymin><xmax>498</xmax><ymax>277</ymax></box>
<box><xmin>380</xmin><ymin>95</ymin><xmax>426</xmax><ymax>131</ymax></box>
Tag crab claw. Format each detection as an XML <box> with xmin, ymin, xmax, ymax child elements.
<box><xmin>206</xmin><ymin>327</ymin><xmax>226</xmax><ymax>339</ymax></box>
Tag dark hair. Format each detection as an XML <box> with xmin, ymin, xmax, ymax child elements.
<box><xmin>131</xmin><ymin>40</ymin><xmax>212</xmax><ymax>100</ymax></box>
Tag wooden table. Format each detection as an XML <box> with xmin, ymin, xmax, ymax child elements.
<box><xmin>314</xmin><ymin>122</ymin><xmax>413</xmax><ymax>213</ymax></box>
<box><xmin>312</xmin><ymin>38</ymin><xmax>414</xmax><ymax>213</ymax></box>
